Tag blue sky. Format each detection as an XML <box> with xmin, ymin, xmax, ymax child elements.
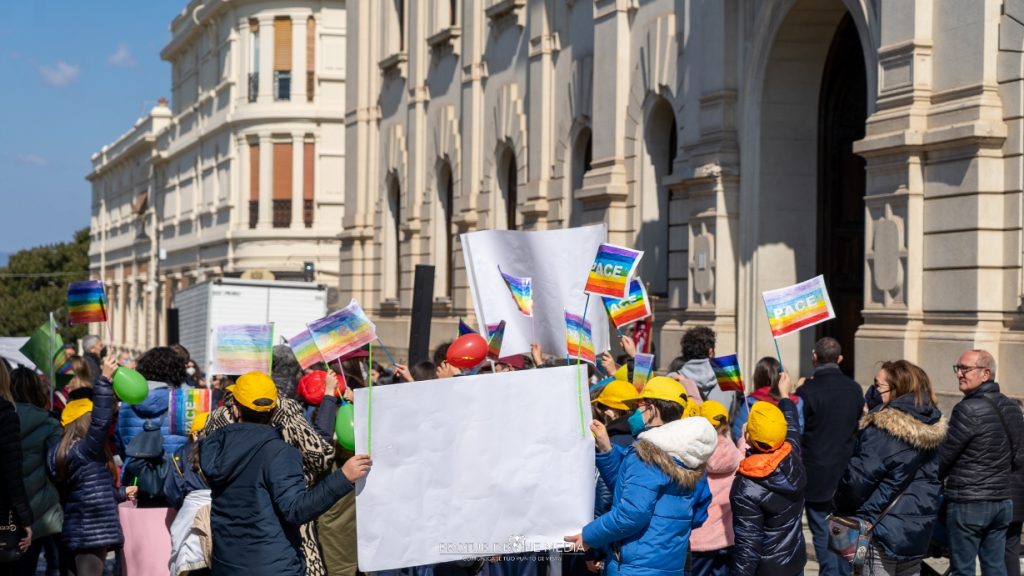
<box><xmin>0</xmin><ymin>2</ymin><xmax>183</xmax><ymax>255</ymax></box>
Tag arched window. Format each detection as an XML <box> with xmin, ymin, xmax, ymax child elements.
<box><xmin>385</xmin><ymin>178</ymin><xmax>402</xmax><ymax>300</ymax></box>
<box><xmin>498</xmin><ymin>148</ymin><xmax>518</xmax><ymax>230</ymax></box>
<box><xmin>570</xmin><ymin>128</ymin><xmax>592</xmax><ymax>227</ymax></box>
<box><xmin>437</xmin><ymin>162</ymin><xmax>455</xmax><ymax>298</ymax></box>
<box><xmin>638</xmin><ymin>98</ymin><xmax>676</xmax><ymax>296</ymax></box>
<box><xmin>450</xmin><ymin>0</ymin><xmax>458</xmax><ymax>26</ymax></box>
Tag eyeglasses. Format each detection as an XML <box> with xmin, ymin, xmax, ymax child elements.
<box><xmin>952</xmin><ymin>364</ymin><xmax>986</xmax><ymax>375</ymax></box>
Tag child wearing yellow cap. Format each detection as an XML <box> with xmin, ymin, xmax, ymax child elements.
<box><xmin>689</xmin><ymin>401</ymin><xmax>743</xmax><ymax>576</ymax></box>
<box><xmin>729</xmin><ymin>371</ymin><xmax>807</xmax><ymax>575</ymax></box>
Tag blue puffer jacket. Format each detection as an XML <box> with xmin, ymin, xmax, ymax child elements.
<box><xmin>16</xmin><ymin>403</ymin><xmax>62</xmax><ymax>536</ymax></box>
<box><xmin>833</xmin><ymin>394</ymin><xmax>947</xmax><ymax>561</ymax></box>
<box><xmin>200</xmin><ymin>422</ymin><xmax>353</xmax><ymax>576</ymax></box>
<box><xmin>581</xmin><ymin>439</ymin><xmax>712</xmax><ymax>576</ymax></box>
<box><xmin>116</xmin><ymin>381</ymin><xmax>188</xmax><ymax>459</ymax></box>
<box><xmin>730</xmin><ymin>399</ymin><xmax>806</xmax><ymax>576</ymax></box>
<box><xmin>47</xmin><ymin>377</ymin><xmax>125</xmax><ymax>552</ymax></box>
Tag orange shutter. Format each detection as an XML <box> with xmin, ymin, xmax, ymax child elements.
<box><xmin>249</xmin><ymin>143</ymin><xmax>260</xmax><ymax>201</ymax></box>
<box><xmin>273</xmin><ymin>143</ymin><xmax>293</xmax><ymax>200</ymax></box>
<box><xmin>306</xmin><ymin>17</ymin><xmax>315</xmax><ymax>100</ymax></box>
<box><xmin>303</xmin><ymin>142</ymin><xmax>314</xmax><ymax>200</ymax></box>
<box><xmin>274</xmin><ymin>17</ymin><xmax>292</xmax><ymax>71</ymax></box>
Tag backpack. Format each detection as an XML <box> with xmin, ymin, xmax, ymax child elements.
<box><xmin>123</xmin><ymin>420</ymin><xmax>169</xmax><ymax>505</ymax></box>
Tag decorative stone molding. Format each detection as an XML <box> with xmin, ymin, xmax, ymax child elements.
<box><xmin>379</xmin><ymin>51</ymin><xmax>408</xmax><ymax>79</ymax></box>
<box><xmin>383</xmin><ymin>123</ymin><xmax>408</xmax><ymax>201</ymax></box>
<box><xmin>429</xmin><ymin>105</ymin><xmax>462</xmax><ymax>196</ymax></box>
<box><xmin>481</xmin><ymin>82</ymin><xmax>528</xmax><ymax>195</ymax></box>
<box><xmin>553</xmin><ymin>56</ymin><xmax>594</xmax><ymax>182</ymax></box>
<box><xmin>865</xmin><ymin>197</ymin><xmax>909</xmax><ymax>308</ymax></box>
<box><xmin>427</xmin><ymin>26</ymin><xmax>462</xmax><ymax>56</ymax></box>
<box><xmin>485</xmin><ymin>0</ymin><xmax>526</xmax><ymax>30</ymax></box>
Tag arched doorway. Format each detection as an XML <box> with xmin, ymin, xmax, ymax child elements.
<box><xmin>745</xmin><ymin>0</ymin><xmax>869</xmax><ymax>376</ymax></box>
<box><xmin>497</xmin><ymin>146</ymin><xmax>518</xmax><ymax>230</ymax></box>
<box><xmin>436</xmin><ymin>162</ymin><xmax>455</xmax><ymax>299</ymax></box>
<box><xmin>816</xmin><ymin>14</ymin><xmax>867</xmax><ymax>375</ymax></box>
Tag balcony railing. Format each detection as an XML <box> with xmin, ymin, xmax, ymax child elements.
<box><xmin>273</xmin><ymin>199</ymin><xmax>292</xmax><ymax>228</ymax></box>
<box><xmin>274</xmin><ymin>71</ymin><xmax>291</xmax><ymax>101</ymax></box>
<box><xmin>304</xmin><ymin>199</ymin><xmax>313</xmax><ymax>228</ymax></box>
<box><xmin>249</xmin><ymin>200</ymin><xmax>258</xmax><ymax>229</ymax></box>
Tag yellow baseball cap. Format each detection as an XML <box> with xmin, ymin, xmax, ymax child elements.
<box><xmin>683</xmin><ymin>398</ymin><xmax>701</xmax><ymax>419</ymax></box>
<box><xmin>746</xmin><ymin>401</ymin><xmax>787</xmax><ymax>452</ymax></box>
<box><xmin>61</xmin><ymin>398</ymin><xmax>93</xmax><ymax>427</ymax></box>
<box><xmin>592</xmin><ymin>380</ymin><xmax>640</xmax><ymax>411</ymax></box>
<box><xmin>638</xmin><ymin>376</ymin><xmax>688</xmax><ymax>408</ymax></box>
<box><xmin>190</xmin><ymin>412</ymin><xmax>210</xmax><ymax>435</ymax></box>
<box><xmin>699</xmin><ymin>400</ymin><xmax>729</xmax><ymax>426</ymax></box>
<box><xmin>227</xmin><ymin>372</ymin><xmax>278</xmax><ymax>412</ymax></box>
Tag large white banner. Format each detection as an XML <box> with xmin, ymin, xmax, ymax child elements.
<box><xmin>461</xmin><ymin>224</ymin><xmax>611</xmax><ymax>359</ymax></box>
<box><xmin>353</xmin><ymin>366</ymin><xmax>596</xmax><ymax>571</ymax></box>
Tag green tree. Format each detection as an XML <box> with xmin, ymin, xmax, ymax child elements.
<box><xmin>0</xmin><ymin>228</ymin><xmax>91</xmax><ymax>344</ymax></box>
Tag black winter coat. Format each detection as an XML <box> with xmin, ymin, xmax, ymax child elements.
<box><xmin>834</xmin><ymin>394</ymin><xmax>947</xmax><ymax>561</ymax></box>
<box><xmin>46</xmin><ymin>377</ymin><xmax>125</xmax><ymax>551</ymax></box>
<box><xmin>16</xmin><ymin>403</ymin><xmax>62</xmax><ymax>535</ymax></box>
<box><xmin>939</xmin><ymin>381</ymin><xmax>1024</xmax><ymax>502</ymax></box>
<box><xmin>796</xmin><ymin>364</ymin><xmax>865</xmax><ymax>503</ymax></box>
<box><xmin>0</xmin><ymin>399</ymin><xmax>33</xmax><ymax>531</ymax></box>
<box><xmin>730</xmin><ymin>399</ymin><xmax>806</xmax><ymax>576</ymax></box>
<box><xmin>200</xmin><ymin>422</ymin><xmax>353</xmax><ymax>576</ymax></box>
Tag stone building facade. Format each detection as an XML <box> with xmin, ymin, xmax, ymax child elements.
<box><xmin>342</xmin><ymin>0</ymin><xmax>1024</xmax><ymax>398</ymax></box>
<box><xmin>88</xmin><ymin>0</ymin><xmax>346</xmax><ymax>353</ymax></box>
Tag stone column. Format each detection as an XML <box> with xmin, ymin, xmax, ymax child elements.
<box><xmin>291</xmin><ymin>14</ymin><xmax>307</xmax><ymax>102</ymax></box>
<box><xmin>234</xmin><ymin>134</ymin><xmax>249</xmax><ymax>230</ymax></box>
<box><xmin>578</xmin><ymin>0</ymin><xmax>633</xmax><ymax>241</ymax></box>
<box><xmin>258</xmin><ymin>134</ymin><xmax>273</xmax><ymax>227</ymax></box>
<box><xmin>258</xmin><ymin>16</ymin><xmax>273</xmax><ymax>103</ymax></box>
<box><xmin>522</xmin><ymin>1</ymin><xmax>556</xmax><ymax>227</ymax></box>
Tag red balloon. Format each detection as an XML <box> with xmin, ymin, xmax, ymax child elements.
<box><xmin>447</xmin><ymin>333</ymin><xmax>488</xmax><ymax>369</ymax></box>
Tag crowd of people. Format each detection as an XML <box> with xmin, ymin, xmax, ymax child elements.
<box><xmin>0</xmin><ymin>326</ymin><xmax>1022</xmax><ymax>576</ymax></box>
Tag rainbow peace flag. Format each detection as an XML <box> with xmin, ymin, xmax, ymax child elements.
<box><xmin>307</xmin><ymin>299</ymin><xmax>377</xmax><ymax>363</ymax></box>
<box><xmin>458</xmin><ymin>318</ymin><xmax>477</xmax><ymax>336</ymax></box>
<box><xmin>602</xmin><ymin>278</ymin><xmax>652</xmax><ymax>329</ymax></box>
<box><xmin>212</xmin><ymin>324</ymin><xmax>274</xmax><ymax>375</ymax></box>
<box><xmin>584</xmin><ymin>243</ymin><xmax>644</xmax><ymax>299</ymax></box>
<box><xmin>486</xmin><ymin>320</ymin><xmax>506</xmax><ymax>360</ymax></box>
<box><xmin>761</xmin><ymin>275</ymin><xmax>835</xmax><ymax>338</ymax></box>
<box><xmin>710</xmin><ymin>354</ymin><xmax>744</xmax><ymax>392</ymax></box>
<box><xmin>168</xmin><ymin>388</ymin><xmax>212</xmax><ymax>435</ymax></box>
<box><xmin>633</xmin><ymin>352</ymin><xmax>655</xmax><ymax>391</ymax></box>
<box><xmin>498</xmin><ymin>267</ymin><xmax>533</xmax><ymax>317</ymax></box>
<box><xmin>67</xmin><ymin>280</ymin><xmax>107</xmax><ymax>325</ymax></box>
<box><xmin>564</xmin><ymin>311</ymin><xmax>596</xmax><ymax>365</ymax></box>
<box><xmin>288</xmin><ymin>328</ymin><xmax>323</xmax><ymax>370</ymax></box>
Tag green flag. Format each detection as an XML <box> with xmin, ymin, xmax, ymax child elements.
<box><xmin>19</xmin><ymin>320</ymin><xmax>71</xmax><ymax>388</ymax></box>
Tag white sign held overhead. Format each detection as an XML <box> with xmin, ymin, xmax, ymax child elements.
<box><xmin>353</xmin><ymin>365</ymin><xmax>596</xmax><ymax>571</ymax></box>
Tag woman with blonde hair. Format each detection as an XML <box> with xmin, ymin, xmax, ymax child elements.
<box><xmin>833</xmin><ymin>360</ymin><xmax>947</xmax><ymax>575</ymax></box>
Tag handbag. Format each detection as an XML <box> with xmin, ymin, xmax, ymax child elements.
<box><xmin>828</xmin><ymin>457</ymin><xmax>924</xmax><ymax>569</ymax></box>
<box><xmin>0</xmin><ymin>508</ymin><xmax>23</xmax><ymax>564</ymax></box>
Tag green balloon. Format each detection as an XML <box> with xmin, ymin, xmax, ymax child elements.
<box><xmin>112</xmin><ymin>368</ymin><xmax>149</xmax><ymax>405</ymax></box>
<box><xmin>335</xmin><ymin>402</ymin><xmax>356</xmax><ymax>451</ymax></box>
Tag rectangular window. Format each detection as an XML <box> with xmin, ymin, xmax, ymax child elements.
<box><xmin>306</xmin><ymin>17</ymin><xmax>315</xmax><ymax>102</ymax></box>
<box><xmin>248</xmin><ymin>19</ymin><xmax>259</xmax><ymax>102</ymax></box>
<box><xmin>274</xmin><ymin>17</ymin><xmax>292</xmax><ymax>101</ymax></box>
<box><xmin>303</xmin><ymin>142</ymin><xmax>314</xmax><ymax>227</ymax></box>
<box><xmin>249</xmin><ymin>142</ymin><xmax>259</xmax><ymax>228</ymax></box>
<box><xmin>273</xmin><ymin>142</ymin><xmax>293</xmax><ymax>228</ymax></box>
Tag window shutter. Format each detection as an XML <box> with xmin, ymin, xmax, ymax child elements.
<box><xmin>274</xmin><ymin>17</ymin><xmax>292</xmax><ymax>71</ymax></box>
<box><xmin>273</xmin><ymin>143</ymin><xmax>293</xmax><ymax>200</ymax></box>
<box><xmin>304</xmin><ymin>143</ymin><xmax>314</xmax><ymax>200</ymax></box>
<box><xmin>306</xmin><ymin>17</ymin><xmax>315</xmax><ymax>100</ymax></box>
<box><xmin>249</xmin><ymin>143</ymin><xmax>260</xmax><ymax>201</ymax></box>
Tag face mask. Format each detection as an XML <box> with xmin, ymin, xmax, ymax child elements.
<box><xmin>99</xmin><ymin>346</ymin><xmax>108</xmax><ymax>358</ymax></box>
<box><xmin>186</xmin><ymin>367</ymin><xmax>196</xmax><ymax>377</ymax></box>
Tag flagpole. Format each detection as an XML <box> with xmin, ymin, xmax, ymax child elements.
<box><xmin>367</xmin><ymin>340</ymin><xmax>373</xmax><ymax>456</ymax></box>
<box><xmin>48</xmin><ymin>312</ymin><xmax>56</xmax><ymax>407</ymax></box>
<box><xmin>773</xmin><ymin>337</ymin><xmax>785</xmax><ymax>373</ymax></box>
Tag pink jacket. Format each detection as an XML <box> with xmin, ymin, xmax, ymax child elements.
<box><xmin>689</xmin><ymin>429</ymin><xmax>742</xmax><ymax>552</ymax></box>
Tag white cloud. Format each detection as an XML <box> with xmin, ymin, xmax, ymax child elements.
<box><xmin>15</xmin><ymin>154</ymin><xmax>46</xmax><ymax>167</ymax></box>
<box><xmin>38</xmin><ymin>61</ymin><xmax>80</xmax><ymax>87</ymax></box>
<box><xmin>108</xmin><ymin>43</ymin><xmax>136</xmax><ymax>67</ymax></box>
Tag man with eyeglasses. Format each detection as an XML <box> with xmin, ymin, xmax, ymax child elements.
<box><xmin>940</xmin><ymin>349</ymin><xmax>1024</xmax><ymax>576</ymax></box>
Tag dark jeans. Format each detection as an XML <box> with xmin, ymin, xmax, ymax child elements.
<box><xmin>1006</xmin><ymin>520</ymin><xmax>1022</xmax><ymax>576</ymax></box>
<box><xmin>806</xmin><ymin>501</ymin><xmax>851</xmax><ymax>576</ymax></box>
<box><xmin>948</xmin><ymin>499</ymin><xmax>1012</xmax><ymax>576</ymax></box>
<box><xmin>689</xmin><ymin>548</ymin><xmax>732</xmax><ymax>576</ymax></box>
